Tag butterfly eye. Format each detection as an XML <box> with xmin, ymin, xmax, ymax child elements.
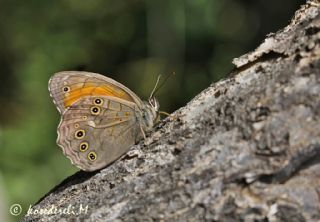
<box><xmin>88</xmin><ymin>151</ymin><xmax>97</xmax><ymax>161</ymax></box>
<box><xmin>90</xmin><ymin>106</ymin><xmax>101</xmax><ymax>115</ymax></box>
<box><xmin>75</xmin><ymin>130</ymin><xmax>85</xmax><ymax>139</ymax></box>
<box><xmin>62</xmin><ymin>86</ymin><xmax>70</xmax><ymax>92</ymax></box>
<box><xmin>94</xmin><ymin>98</ymin><xmax>103</xmax><ymax>105</ymax></box>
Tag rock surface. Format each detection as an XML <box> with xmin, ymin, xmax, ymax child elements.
<box><xmin>23</xmin><ymin>1</ymin><xmax>320</xmax><ymax>221</ymax></box>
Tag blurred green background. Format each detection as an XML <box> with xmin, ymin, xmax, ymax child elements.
<box><xmin>0</xmin><ymin>0</ymin><xmax>303</xmax><ymax>221</ymax></box>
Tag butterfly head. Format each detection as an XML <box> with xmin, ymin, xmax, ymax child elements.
<box><xmin>148</xmin><ymin>96</ymin><xmax>160</xmax><ymax>114</ymax></box>
<box><xmin>141</xmin><ymin>97</ymin><xmax>159</xmax><ymax>131</ymax></box>
<box><xmin>141</xmin><ymin>73</ymin><xmax>174</xmax><ymax>129</ymax></box>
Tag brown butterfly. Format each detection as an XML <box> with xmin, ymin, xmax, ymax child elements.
<box><xmin>48</xmin><ymin>71</ymin><xmax>159</xmax><ymax>171</ymax></box>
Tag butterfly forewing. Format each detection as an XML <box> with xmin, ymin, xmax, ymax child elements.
<box><xmin>57</xmin><ymin>95</ymin><xmax>142</xmax><ymax>171</ymax></box>
<box><xmin>49</xmin><ymin>71</ymin><xmax>143</xmax><ymax>114</ymax></box>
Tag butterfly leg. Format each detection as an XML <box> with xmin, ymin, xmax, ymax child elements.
<box><xmin>140</xmin><ymin>125</ymin><xmax>146</xmax><ymax>140</ymax></box>
<box><xmin>159</xmin><ymin>111</ymin><xmax>170</xmax><ymax>116</ymax></box>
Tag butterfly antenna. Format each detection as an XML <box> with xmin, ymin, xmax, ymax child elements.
<box><xmin>150</xmin><ymin>72</ymin><xmax>175</xmax><ymax>99</ymax></box>
<box><xmin>149</xmin><ymin>74</ymin><xmax>162</xmax><ymax>99</ymax></box>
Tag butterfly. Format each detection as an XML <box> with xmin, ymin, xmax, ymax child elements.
<box><xmin>48</xmin><ymin>71</ymin><xmax>160</xmax><ymax>171</ymax></box>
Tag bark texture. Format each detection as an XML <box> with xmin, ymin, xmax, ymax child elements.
<box><xmin>23</xmin><ymin>1</ymin><xmax>320</xmax><ymax>221</ymax></box>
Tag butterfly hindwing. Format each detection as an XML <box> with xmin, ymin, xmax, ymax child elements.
<box><xmin>57</xmin><ymin>95</ymin><xmax>142</xmax><ymax>171</ymax></box>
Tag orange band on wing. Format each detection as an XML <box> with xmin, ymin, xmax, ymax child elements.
<box><xmin>64</xmin><ymin>85</ymin><xmax>134</xmax><ymax>108</ymax></box>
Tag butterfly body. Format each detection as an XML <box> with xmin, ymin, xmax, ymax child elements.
<box><xmin>49</xmin><ymin>71</ymin><xmax>159</xmax><ymax>171</ymax></box>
